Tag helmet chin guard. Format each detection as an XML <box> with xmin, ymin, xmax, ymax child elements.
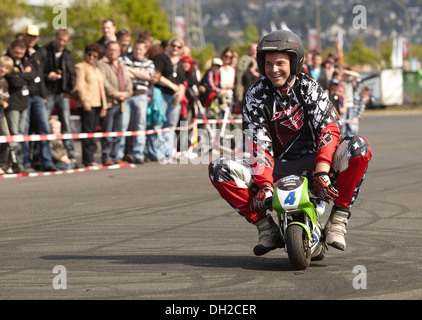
<box><xmin>257</xmin><ymin>30</ymin><xmax>305</xmax><ymax>77</ymax></box>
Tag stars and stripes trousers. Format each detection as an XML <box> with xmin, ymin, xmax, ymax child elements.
<box><xmin>209</xmin><ymin>135</ymin><xmax>372</xmax><ymax>224</ymax></box>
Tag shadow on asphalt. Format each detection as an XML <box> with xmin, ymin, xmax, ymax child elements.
<box><xmin>41</xmin><ymin>254</ymin><xmax>328</xmax><ymax>272</ymax></box>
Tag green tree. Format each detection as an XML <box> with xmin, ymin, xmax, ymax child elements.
<box><xmin>231</xmin><ymin>24</ymin><xmax>259</xmax><ymax>58</ymax></box>
<box><xmin>243</xmin><ymin>24</ymin><xmax>259</xmax><ymax>45</ymax></box>
<box><xmin>0</xmin><ymin>0</ymin><xmax>29</xmax><ymax>53</ymax></box>
<box><xmin>410</xmin><ymin>43</ymin><xmax>422</xmax><ymax>65</ymax></box>
<box><xmin>111</xmin><ymin>0</ymin><xmax>172</xmax><ymax>40</ymax></box>
<box><xmin>379</xmin><ymin>40</ymin><xmax>393</xmax><ymax>69</ymax></box>
<box><xmin>192</xmin><ymin>43</ymin><xmax>217</xmax><ymax>72</ymax></box>
<box><xmin>32</xmin><ymin>0</ymin><xmax>171</xmax><ymax>61</ymax></box>
<box><xmin>33</xmin><ymin>0</ymin><xmax>129</xmax><ymax>60</ymax></box>
<box><xmin>345</xmin><ymin>37</ymin><xmax>380</xmax><ymax>67</ymax></box>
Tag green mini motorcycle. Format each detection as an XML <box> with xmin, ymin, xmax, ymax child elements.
<box><xmin>271</xmin><ymin>175</ymin><xmax>327</xmax><ymax>270</ymax></box>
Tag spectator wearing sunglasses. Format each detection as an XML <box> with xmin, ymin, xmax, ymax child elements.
<box><xmin>147</xmin><ymin>37</ymin><xmax>186</xmax><ymax>162</ymax></box>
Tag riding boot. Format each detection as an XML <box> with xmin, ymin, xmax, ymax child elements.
<box><xmin>253</xmin><ymin>215</ymin><xmax>282</xmax><ymax>256</ymax></box>
<box><xmin>324</xmin><ymin>205</ymin><xmax>350</xmax><ymax>251</ymax></box>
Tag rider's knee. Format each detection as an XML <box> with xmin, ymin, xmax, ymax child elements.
<box><xmin>209</xmin><ymin>157</ymin><xmax>253</xmax><ymax>185</ymax></box>
<box><xmin>333</xmin><ymin>135</ymin><xmax>371</xmax><ymax>173</ymax></box>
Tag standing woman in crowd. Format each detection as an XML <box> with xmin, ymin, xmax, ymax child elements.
<box><xmin>219</xmin><ymin>47</ymin><xmax>236</xmax><ymax>111</ymax></box>
<box><xmin>74</xmin><ymin>43</ymin><xmax>107</xmax><ymax>167</ymax></box>
<box><xmin>149</xmin><ymin>37</ymin><xmax>185</xmax><ymax>162</ymax></box>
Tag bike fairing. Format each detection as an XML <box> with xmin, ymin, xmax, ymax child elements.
<box><xmin>243</xmin><ymin>72</ymin><xmax>341</xmax><ymax>190</ymax></box>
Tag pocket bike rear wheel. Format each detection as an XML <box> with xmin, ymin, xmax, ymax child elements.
<box><xmin>286</xmin><ymin>224</ymin><xmax>311</xmax><ymax>270</ymax></box>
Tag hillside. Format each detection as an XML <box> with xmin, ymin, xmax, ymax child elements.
<box><xmin>201</xmin><ymin>0</ymin><xmax>422</xmax><ymax>52</ymax></box>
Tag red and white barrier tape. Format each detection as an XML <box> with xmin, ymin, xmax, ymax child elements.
<box><xmin>193</xmin><ymin>117</ymin><xmax>246</xmax><ymax>156</ymax></box>
<box><xmin>0</xmin><ymin>118</ymin><xmax>242</xmax><ymax>143</ymax></box>
<box><xmin>195</xmin><ymin>118</ymin><xmax>241</xmax><ymax>125</ymax></box>
<box><xmin>0</xmin><ymin>163</ymin><xmax>135</xmax><ymax>179</ymax></box>
<box><xmin>0</xmin><ymin>125</ymin><xmax>189</xmax><ymax>143</ymax></box>
<box><xmin>0</xmin><ymin>117</ymin><xmax>243</xmax><ymax>178</ymax></box>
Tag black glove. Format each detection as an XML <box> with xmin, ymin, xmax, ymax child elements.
<box><xmin>313</xmin><ymin>172</ymin><xmax>339</xmax><ymax>200</ymax></box>
<box><xmin>251</xmin><ymin>185</ymin><xmax>273</xmax><ymax>214</ymax></box>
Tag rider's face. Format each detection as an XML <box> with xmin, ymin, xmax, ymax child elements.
<box><xmin>264</xmin><ymin>52</ymin><xmax>291</xmax><ymax>88</ymax></box>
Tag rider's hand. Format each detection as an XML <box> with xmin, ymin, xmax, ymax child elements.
<box><xmin>251</xmin><ymin>185</ymin><xmax>273</xmax><ymax>214</ymax></box>
<box><xmin>313</xmin><ymin>172</ymin><xmax>339</xmax><ymax>200</ymax></box>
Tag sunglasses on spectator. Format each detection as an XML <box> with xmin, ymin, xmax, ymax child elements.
<box><xmin>223</xmin><ymin>54</ymin><xmax>233</xmax><ymax>58</ymax></box>
<box><xmin>86</xmin><ymin>52</ymin><xmax>99</xmax><ymax>59</ymax></box>
<box><xmin>171</xmin><ymin>44</ymin><xmax>182</xmax><ymax>49</ymax></box>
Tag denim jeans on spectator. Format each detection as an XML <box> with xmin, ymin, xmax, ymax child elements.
<box><xmin>118</xmin><ymin>93</ymin><xmax>148</xmax><ymax>161</ymax></box>
<box><xmin>146</xmin><ymin>93</ymin><xmax>180</xmax><ymax>161</ymax></box>
<box><xmin>24</xmin><ymin>96</ymin><xmax>54</xmax><ymax>169</ymax></box>
<box><xmin>344</xmin><ymin>106</ymin><xmax>359</xmax><ymax>138</ymax></box>
<box><xmin>5</xmin><ymin>108</ymin><xmax>27</xmax><ymax>165</ymax></box>
<box><xmin>101</xmin><ymin>103</ymin><xmax>122</xmax><ymax>163</ymax></box>
<box><xmin>53</xmin><ymin>159</ymin><xmax>75</xmax><ymax>170</ymax></box>
<box><xmin>45</xmin><ymin>93</ymin><xmax>75</xmax><ymax>159</ymax></box>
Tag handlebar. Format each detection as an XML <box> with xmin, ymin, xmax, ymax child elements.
<box><xmin>258</xmin><ymin>197</ymin><xmax>273</xmax><ymax>215</ymax></box>
<box><xmin>257</xmin><ymin>195</ymin><xmax>329</xmax><ymax>215</ymax></box>
<box><xmin>309</xmin><ymin>189</ymin><xmax>330</xmax><ymax>203</ymax></box>
<box><xmin>264</xmin><ymin>197</ymin><xmax>273</xmax><ymax>208</ymax></box>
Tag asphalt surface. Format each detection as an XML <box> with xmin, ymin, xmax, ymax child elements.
<box><xmin>0</xmin><ymin>111</ymin><xmax>421</xmax><ymax>302</ymax></box>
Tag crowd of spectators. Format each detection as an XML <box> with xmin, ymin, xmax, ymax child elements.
<box><xmin>0</xmin><ymin>20</ymin><xmax>373</xmax><ymax>174</ymax></box>
<box><xmin>303</xmin><ymin>49</ymin><xmax>374</xmax><ymax>138</ymax></box>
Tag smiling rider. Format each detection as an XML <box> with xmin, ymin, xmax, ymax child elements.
<box><xmin>209</xmin><ymin>30</ymin><xmax>372</xmax><ymax>255</ymax></box>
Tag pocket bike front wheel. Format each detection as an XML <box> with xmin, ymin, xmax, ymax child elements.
<box><xmin>285</xmin><ymin>224</ymin><xmax>311</xmax><ymax>270</ymax></box>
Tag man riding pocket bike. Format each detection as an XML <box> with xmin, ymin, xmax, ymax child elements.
<box><xmin>209</xmin><ymin>30</ymin><xmax>372</xmax><ymax>255</ymax></box>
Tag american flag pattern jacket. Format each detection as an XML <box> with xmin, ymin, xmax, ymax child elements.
<box><xmin>242</xmin><ymin>72</ymin><xmax>342</xmax><ymax>188</ymax></box>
